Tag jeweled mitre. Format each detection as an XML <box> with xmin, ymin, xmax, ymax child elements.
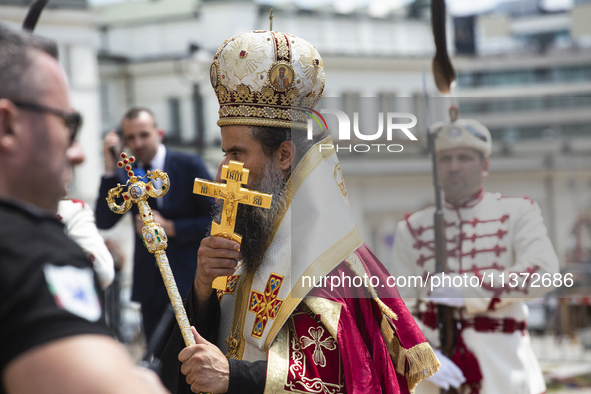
<box><xmin>211</xmin><ymin>30</ymin><xmax>325</xmax><ymax>130</ymax></box>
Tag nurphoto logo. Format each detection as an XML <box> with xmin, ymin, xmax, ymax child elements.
<box><xmin>306</xmin><ymin>109</ymin><xmax>418</xmax><ymax>153</ymax></box>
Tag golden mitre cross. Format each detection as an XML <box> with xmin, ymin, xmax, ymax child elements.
<box><xmin>193</xmin><ymin>160</ymin><xmax>273</xmax><ymax>289</ymax></box>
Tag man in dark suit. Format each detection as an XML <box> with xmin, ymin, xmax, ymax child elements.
<box><xmin>96</xmin><ymin>107</ymin><xmax>214</xmax><ymax>343</ymax></box>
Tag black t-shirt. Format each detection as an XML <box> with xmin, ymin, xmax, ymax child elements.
<box><xmin>0</xmin><ymin>199</ymin><xmax>112</xmax><ymax>392</ymax></box>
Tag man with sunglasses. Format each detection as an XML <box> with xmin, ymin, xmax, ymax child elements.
<box><xmin>0</xmin><ymin>23</ymin><xmax>169</xmax><ymax>394</ymax></box>
<box><xmin>10</xmin><ymin>101</ymin><xmax>82</xmax><ymax>144</ymax></box>
<box><xmin>391</xmin><ymin>119</ymin><xmax>559</xmax><ymax>394</ymax></box>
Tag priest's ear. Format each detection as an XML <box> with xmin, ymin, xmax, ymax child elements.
<box><xmin>274</xmin><ymin>140</ymin><xmax>294</xmax><ymax>172</ymax></box>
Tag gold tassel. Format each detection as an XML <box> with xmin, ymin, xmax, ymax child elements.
<box><xmin>345</xmin><ymin>255</ymin><xmax>439</xmax><ymax>391</ymax></box>
<box><xmin>384</xmin><ymin>323</ymin><xmax>440</xmax><ymax>393</ymax></box>
<box><xmin>345</xmin><ymin>254</ymin><xmax>398</xmax><ymax>320</ymax></box>
<box><xmin>375</xmin><ymin>297</ymin><xmax>398</xmax><ymax>321</ymax></box>
<box><xmin>380</xmin><ymin>316</ymin><xmax>399</xmax><ymax>362</ymax></box>
<box><xmin>404</xmin><ymin>342</ymin><xmax>441</xmax><ymax>392</ymax></box>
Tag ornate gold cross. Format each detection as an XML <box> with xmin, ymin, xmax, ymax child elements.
<box><xmin>193</xmin><ymin>160</ymin><xmax>273</xmax><ymax>289</ymax></box>
<box><xmin>105</xmin><ymin>153</ymin><xmax>196</xmax><ymax>347</ymax></box>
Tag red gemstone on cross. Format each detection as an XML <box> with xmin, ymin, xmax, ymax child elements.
<box><xmin>124</xmin><ymin>160</ymin><xmax>128</xmax><ymax>164</ymax></box>
<box><xmin>128</xmin><ymin>171</ymin><xmax>133</xmax><ymax>177</ymax></box>
<box><xmin>129</xmin><ymin>157</ymin><xmax>135</xmax><ymax>163</ymax></box>
<box><xmin>121</xmin><ymin>152</ymin><xmax>127</xmax><ymax>159</ymax></box>
<box><xmin>239</xmin><ymin>50</ymin><xmax>247</xmax><ymax>58</ymax></box>
<box><xmin>125</xmin><ymin>166</ymin><xmax>131</xmax><ymax>171</ymax></box>
<box><xmin>118</xmin><ymin>162</ymin><xmax>123</xmax><ymax>168</ymax></box>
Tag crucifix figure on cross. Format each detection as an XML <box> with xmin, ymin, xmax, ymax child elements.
<box><xmin>193</xmin><ymin>160</ymin><xmax>273</xmax><ymax>289</ymax></box>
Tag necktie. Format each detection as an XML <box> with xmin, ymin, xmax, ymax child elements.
<box><xmin>142</xmin><ymin>164</ymin><xmax>158</xmax><ymax>210</ymax></box>
<box><xmin>132</xmin><ymin>163</ymin><xmax>148</xmax><ymax>178</ymax></box>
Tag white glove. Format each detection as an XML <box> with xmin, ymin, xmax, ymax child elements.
<box><xmin>426</xmin><ymin>349</ymin><xmax>466</xmax><ymax>390</ymax></box>
<box><xmin>429</xmin><ymin>273</ymin><xmax>465</xmax><ymax>308</ymax></box>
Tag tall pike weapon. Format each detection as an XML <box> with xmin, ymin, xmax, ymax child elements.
<box><xmin>423</xmin><ymin>68</ymin><xmax>456</xmax><ymax>380</ymax></box>
<box><xmin>427</xmin><ymin>126</ymin><xmax>457</xmax><ymax>365</ymax></box>
<box><xmin>106</xmin><ymin>153</ymin><xmax>196</xmax><ymax>347</ymax></box>
<box><xmin>430</xmin><ymin>0</ymin><xmax>458</xmax><ymax>392</ymax></box>
<box><xmin>431</xmin><ymin>0</ymin><xmax>456</xmax><ymax>95</ymax></box>
<box><xmin>22</xmin><ymin>0</ymin><xmax>49</xmax><ymax>31</ymax></box>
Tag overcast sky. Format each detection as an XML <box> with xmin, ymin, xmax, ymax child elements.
<box><xmin>256</xmin><ymin>0</ymin><xmax>503</xmax><ymax>15</ymax></box>
<box><xmin>89</xmin><ymin>0</ymin><xmax>574</xmax><ymax>16</ymax></box>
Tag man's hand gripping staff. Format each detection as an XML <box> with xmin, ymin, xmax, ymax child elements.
<box><xmin>106</xmin><ymin>152</ymin><xmax>196</xmax><ymax>347</ymax></box>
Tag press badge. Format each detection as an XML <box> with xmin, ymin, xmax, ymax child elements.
<box><xmin>43</xmin><ymin>264</ymin><xmax>101</xmax><ymax>322</ymax></box>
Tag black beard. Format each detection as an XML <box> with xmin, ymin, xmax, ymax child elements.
<box><xmin>210</xmin><ymin>161</ymin><xmax>287</xmax><ymax>273</ymax></box>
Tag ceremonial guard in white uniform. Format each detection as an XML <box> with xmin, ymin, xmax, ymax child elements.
<box><xmin>58</xmin><ymin>199</ymin><xmax>115</xmax><ymax>289</ymax></box>
<box><xmin>391</xmin><ymin>119</ymin><xmax>560</xmax><ymax>394</ymax></box>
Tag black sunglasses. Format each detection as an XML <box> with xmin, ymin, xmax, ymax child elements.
<box><xmin>12</xmin><ymin>101</ymin><xmax>83</xmax><ymax>144</ymax></box>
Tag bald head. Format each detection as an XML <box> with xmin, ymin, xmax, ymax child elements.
<box><xmin>0</xmin><ymin>24</ymin><xmax>80</xmax><ymax>213</ymax></box>
<box><xmin>0</xmin><ymin>23</ymin><xmax>58</xmax><ymax>102</ymax></box>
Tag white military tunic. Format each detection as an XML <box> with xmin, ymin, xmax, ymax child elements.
<box><xmin>58</xmin><ymin>199</ymin><xmax>115</xmax><ymax>289</ymax></box>
<box><xmin>391</xmin><ymin>189</ymin><xmax>559</xmax><ymax>394</ymax></box>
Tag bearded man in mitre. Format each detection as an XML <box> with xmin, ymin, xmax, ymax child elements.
<box><xmin>156</xmin><ymin>30</ymin><xmax>439</xmax><ymax>394</ymax></box>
